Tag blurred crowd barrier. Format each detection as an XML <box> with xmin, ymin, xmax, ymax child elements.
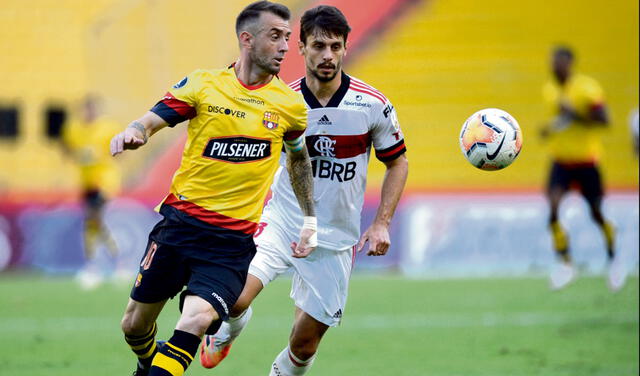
<box><xmin>1</xmin><ymin>193</ymin><xmax>637</xmax><ymax>277</ymax></box>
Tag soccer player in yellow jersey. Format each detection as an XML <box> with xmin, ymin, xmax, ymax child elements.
<box><xmin>541</xmin><ymin>46</ymin><xmax>624</xmax><ymax>291</ymax></box>
<box><xmin>109</xmin><ymin>2</ymin><xmax>316</xmax><ymax>375</ymax></box>
<box><xmin>61</xmin><ymin>95</ymin><xmax>120</xmax><ymax>288</ymax></box>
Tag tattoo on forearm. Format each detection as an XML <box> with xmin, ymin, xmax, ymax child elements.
<box><xmin>128</xmin><ymin>121</ymin><xmax>148</xmax><ymax>143</ymax></box>
<box><xmin>288</xmin><ymin>150</ymin><xmax>315</xmax><ymax>217</ymax></box>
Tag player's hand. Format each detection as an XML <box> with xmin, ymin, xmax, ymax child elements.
<box><xmin>291</xmin><ymin>228</ymin><xmax>317</xmax><ymax>258</ymax></box>
<box><xmin>357</xmin><ymin>222</ymin><xmax>390</xmax><ymax>256</ymax></box>
<box><xmin>110</xmin><ymin>127</ymin><xmax>146</xmax><ymax>156</ymax></box>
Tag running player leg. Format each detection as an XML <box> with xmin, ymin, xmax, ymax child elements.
<box><xmin>199</xmin><ymin>275</ymin><xmax>264</xmax><ymax>368</ymax></box>
<box><xmin>122</xmin><ymin>298</ymin><xmax>167</xmax><ymax>375</ymax></box>
<box><xmin>269</xmin><ymin>247</ymin><xmax>353</xmax><ymax>375</ymax></box>
<box><xmin>270</xmin><ymin>308</ymin><xmax>328</xmax><ymax>376</ymax></box>
<box><xmin>580</xmin><ymin>167</ymin><xmax>615</xmax><ymax>259</ymax></box>
<box><xmin>200</xmin><ymin>222</ymin><xmax>292</xmax><ymax>369</ymax></box>
<box><xmin>579</xmin><ymin>166</ymin><xmax>626</xmax><ymax>291</ymax></box>
<box><xmin>149</xmin><ymin>295</ymin><xmax>219</xmax><ymax>376</ymax></box>
<box><xmin>547</xmin><ymin>163</ymin><xmax>576</xmax><ymax>290</ymax></box>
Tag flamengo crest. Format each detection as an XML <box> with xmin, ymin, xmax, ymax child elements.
<box><xmin>262</xmin><ymin>111</ymin><xmax>279</xmax><ymax>130</ymax></box>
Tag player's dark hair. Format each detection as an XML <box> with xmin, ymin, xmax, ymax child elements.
<box><xmin>300</xmin><ymin>5</ymin><xmax>351</xmax><ymax>44</ymax></box>
<box><xmin>236</xmin><ymin>1</ymin><xmax>291</xmax><ymax>35</ymax></box>
<box><xmin>553</xmin><ymin>46</ymin><xmax>574</xmax><ymax>61</ymax></box>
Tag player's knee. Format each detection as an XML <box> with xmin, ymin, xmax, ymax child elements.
<box><xmin>289</xmin><ymin>339</ymin><xmax>318</xmax><ymax>362</ymax></box>
<box><xmin>121</xmin><ymin>312</ymin><xmax>150</xmax><ymax>336</ymax></box>
<box><xmin>178</xmin><ymin>309</ymin><xmax>217</xmax><ymax>336</ymax></box>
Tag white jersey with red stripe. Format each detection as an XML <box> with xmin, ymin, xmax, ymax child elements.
<box><xmin>259</xmin><ymin>72</ymin><xmax>406</xmax><ymax>250</ymax></box>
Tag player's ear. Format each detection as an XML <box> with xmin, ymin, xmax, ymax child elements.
<box><xmin>298</xmin><ymin>40</ymin><xmax>305</xmax><ymax>56</ymax></box>
<box><xmin>238</xmin><ymin>31</ymin><xmax>253</xmax><ymax>49</ymax></box>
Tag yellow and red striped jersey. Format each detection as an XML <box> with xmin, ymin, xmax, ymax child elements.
<box><xmin>542</xmin><ymin>73</ymin><xmax>606</xmax><ymax>164</ymax></box>
<box><xmin>151</xmin><ymin>66</ymin><xmax>307</xmax><ymax>235</ymax></box>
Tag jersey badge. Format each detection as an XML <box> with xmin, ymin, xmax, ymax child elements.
<box><xmin>262</xmin><ymin>111</ymin><xmax>279</xmax><ymax>130</ymax></box>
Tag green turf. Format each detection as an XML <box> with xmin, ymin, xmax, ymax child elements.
<box><xmin>0</xmin><ymin>273</ymin><xmax>637</xmax><ymax>376</ymax></box>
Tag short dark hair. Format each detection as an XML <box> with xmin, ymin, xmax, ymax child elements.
<box><xmin>236</xmin><ymin>1</ymin><xmax>291</xmax><ymax>35</ymax></box>
<box><xmin>553</xmin><ymin>45</ymin><xmax>574</xmax><ymax>61</ymax></box>
<box><xmin>300</xmin><ymin>5</ymin><xmax>351</xmax><ymax>44</ymax></box>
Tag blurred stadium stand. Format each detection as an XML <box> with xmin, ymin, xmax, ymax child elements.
<box><xmin>0</xmin><ymin>0</ymin><xmax>637</xmax><ymax>274</ymax></box>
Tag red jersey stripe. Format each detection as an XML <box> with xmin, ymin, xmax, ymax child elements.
<box><xmin>349</xmin><ymin>86</ymin><xmax>386</xmax><ymax>104</ymax></box>
<box><xmin>350</xmin><ymin>80</ymin><xmax>388</xmax><ymax>101</ymax></box>
<box><xmin>162</xmin><ymin>92</ymin><xmax>197</xmax><ymax>118</ymax></box>
<box><xmin>284</xmin><ymin>130</ymin><xmax>304</xmax><ymax>141</ymax></box>
<box><xmin>376</xmin><ymin>141</ymin><xmax>405</xmax><ymax>158</ymax></box>
<box><xmin>306</xmin><ymin>133</ymin><xmax>371</xmax><ymax>159</ymax></box>
<box><xmin>163</xmin><ymin>193</ymin><xmax>258</xmax><ymax>234</ymax></box>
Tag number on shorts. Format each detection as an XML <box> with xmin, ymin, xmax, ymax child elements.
<box><xmin>141</xmin><ymin>242</ymin><xmax>158</xmax><ymax>270</ymax></box>
<box><xmin>254</xmin><ymin>222</ymin><xmax>268</xmax><ymax>238</ymax></box>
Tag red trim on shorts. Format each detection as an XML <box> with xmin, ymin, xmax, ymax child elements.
<box><xmin>163</xmin><ymin>193</ymin><xmax>258</xmax><ymax>234</ymax></box>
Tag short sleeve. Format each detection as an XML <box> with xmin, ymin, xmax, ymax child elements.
<box><xmin>581</xmin><ymin>76</ymin><xmax>605</xmax><ymax>107</ymax></box>
<box><xmin>283</xmin><ymin>98</ymin><xmax>308</xmax><ymax>141</ymax></box>
<box><xmin>371</xmin><ymin>100</ymin><xmax>406</xmax><ymax>162</ymax></box>
<box><xmin>150</xmin><ymin>70</ymin><xmax>202</xmax><ymax>127</ymax></box>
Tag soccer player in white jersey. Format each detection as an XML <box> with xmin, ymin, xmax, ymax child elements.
<box><xmin>200</xmin><ymin>5</ymin><xmax>408</xmax><ymax>375</ymax></box>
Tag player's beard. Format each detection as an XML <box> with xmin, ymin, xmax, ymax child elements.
<box><xmin>312</xmin><ymin>62</ymin><xmax>340</xmax><ymax>82</ymax></box>
<box><xmin>251</xmin><ymin>49</ymin><xmax>281</xmax><ymax>75</ymax></box>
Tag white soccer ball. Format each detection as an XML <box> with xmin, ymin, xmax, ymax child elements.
<box><xmin>459</xmin><ymin>108</ymin><xmax>523</xmax><ymax>170</ymax></box>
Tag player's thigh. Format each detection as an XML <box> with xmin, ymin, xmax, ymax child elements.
<box><xmin>546</xmin><ymin>162</ymin><xmax>570</xmax><ymax>201</ymax></box>
<box><xmin>291</xmin><ymin>247</ymin><xmax>354</xmax><ymax>327</ymax></box>
<box><xmin>130</xmin><ymin>221</ymin><xmax>190</xmax><ymax>305</ymax></box>
<box><xmin>578</xmin><ymin>166</ymin><xmax>604</xmax><ymax>208</ymax></box>
<box><xmin>248</xmin><ymin>221</ymin><xmax>295</xmax><ymax>287</ymax></box>
<box><xmin>187</xmin><ymin>241</ymin><xmax>257</xmax><ymax>323</ymax></box>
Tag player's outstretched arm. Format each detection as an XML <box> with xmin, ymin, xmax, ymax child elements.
<box><xmin>358</xmin><ymin>154</ymin><xmax>408</xmax><ymax>256</ymax></box>
<box><xmin>110</xmin><ymin>111</ymin><xmax>168</xmax><ymax>156</ymax></box>
<box><xmin>285</xmin><ymin>143</ymin><xmax>317</xmax><ymax>258</ymax></box>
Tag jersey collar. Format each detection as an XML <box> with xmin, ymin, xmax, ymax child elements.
<box><xmin>300</xmin><ymin>71</ymin><xmax>351</xmax><ymax>109</ymax></box>
<box><xmin>228</xmin><ymin>63</ymin><xmax>277</xmax><ymax>91</ymax></box>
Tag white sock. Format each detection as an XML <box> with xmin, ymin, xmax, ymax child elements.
<box><xmin>226</xmin><ymin>306</ymin><xmax>253</xmax><ymax>340</ymax></box>
<box><xmin>269</xmin><ymin>345</ymin><xmax>316</xmax><ymax>376</ymax></box>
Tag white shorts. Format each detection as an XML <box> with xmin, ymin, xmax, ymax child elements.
<box><xmin>249</xmin><ymin>221</ymin><xmax>355</xmax><ymax>327</ymax></box>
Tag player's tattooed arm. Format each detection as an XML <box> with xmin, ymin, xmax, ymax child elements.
<box><xmin>286</xmin><ymin>144</ymin><xmax>315</xmax><ymax>217</ymax></box>
<box><xmin>127</xmin><ymin>121</ymin><xmax>148</xmax><ymax>143</ymax></box>
<box><xmin>287</xmin><ymin>143</ymin><xmax>317</xmax><ymax>258</ymax></box>
<box><xmin>111</xmin><ymin>111</ymin><xmax>168</xmax><ymax>156</ymax></box>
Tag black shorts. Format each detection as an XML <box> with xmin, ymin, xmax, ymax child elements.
<box><xmin>130</xmin><ymin>205</ymin><xmax>257</xmax><ymax>321</ymax></box>
<box><xmin>83</xmin><ymin>189</ymin><xmax>106</xmax><ymax>210</ymax></box>
<box><xmin>547</xmin><ymin>162</ymin><xmax>604</xmax><ymax>203</ymax></box>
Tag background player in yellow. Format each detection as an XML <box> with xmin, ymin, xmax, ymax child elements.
<box><xmin>540</xmin><ymin>46</ymin><xmax>625</xmax><ymax>291</ymax></box>
<box><xmin>109</xmin><ymin>2</ymin><xmax>316</xmax><ymax>375</ymax></box>
<box><xmin>61</xmin><ymin>94</ymin><xmax>120</xmax><ymax>289</ymax></box>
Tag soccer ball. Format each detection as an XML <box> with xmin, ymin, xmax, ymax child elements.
<box><xmin>459</xmin><ymin>108</ymin><xmax>523</xmax><ymax>170</ymax></box>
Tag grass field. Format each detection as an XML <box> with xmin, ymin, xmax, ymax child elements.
<box><xmin>0</xmin><ymin>273</ymin><xmax>637</xmax><ymax>376</ymax></box>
